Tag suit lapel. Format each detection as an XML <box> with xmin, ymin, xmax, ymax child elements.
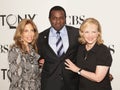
<box><xmin>43</xmin><ymin>29</ymin><xmax>58</xmax><ymax>57</ymax></box>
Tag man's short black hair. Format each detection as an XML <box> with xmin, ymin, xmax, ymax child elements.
<box><xmin>49</xmin><ymin>6</ymin><xmax>66</xmax><ymax>18</ymax></box>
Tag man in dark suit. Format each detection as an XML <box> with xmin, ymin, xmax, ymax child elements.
<box><xmin>37</xmin><ymin>6</ymin><xmax>80</xmax><ymax>90</ymax></box>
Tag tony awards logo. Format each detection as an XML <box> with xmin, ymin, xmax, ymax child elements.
<box><xmin>6</xmin><ymin>14</ymin><xmax>17</xmax><ymax>29</ymax></box>
<box><xmin>0</xmin><ymin>14</ymin><xmax>37</xmax><ymax>29</ymax></box>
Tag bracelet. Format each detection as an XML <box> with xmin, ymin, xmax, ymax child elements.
<box><xmin>77</xmin><ymin>68</ymin><xmax>82</xmax><ymax>75</ymax></box>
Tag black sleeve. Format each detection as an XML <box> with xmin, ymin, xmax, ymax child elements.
<box><xmin>37</xmin><ymin>33</ymin><xmax>44</xmax><ymax>59</ymax></box>
<box><xmin>97</xmin><ymin>45</ymin><xmax>112</xmax><ymax>66</ymax></box>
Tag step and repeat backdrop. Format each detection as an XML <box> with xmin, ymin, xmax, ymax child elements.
<box><xmin>0</xmin><ymin>0</ymin><xmax>120</xmax><ymax>90</ymax></box>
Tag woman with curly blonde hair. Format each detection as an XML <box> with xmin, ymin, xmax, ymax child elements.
<box><xmin>65</xmin><ymin>18</ymin><xmax>113</xmax><ymax>90</ymax></box>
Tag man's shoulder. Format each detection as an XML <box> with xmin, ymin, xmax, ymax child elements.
<box><xmin>66</xmin><ymin>25</ymin><xmax>79</xmax><ymax>30</ymax></box>
<box><xmin>39</xmin><ymin>28</ymin><xmax>50</xmax><ymax>35</ymax></box>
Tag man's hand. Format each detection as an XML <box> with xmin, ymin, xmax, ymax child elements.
<box><xmin>109</xmin><ymin>73</ymin><xmax>113</xmax><ymax>81</ymax></box>
<box><xmin>39</xmin><ymin>59</ymin><xmax>44</xmax><ymax>68</ymax></box>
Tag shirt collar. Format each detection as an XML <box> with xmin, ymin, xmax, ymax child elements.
<box><xmin>50</xmin><ymin>26</ymin><xmax>67</xmax><ymax>36</ymax></box>
<box><xmin>83</xmin><ymin>43</ymin><xmax>99</xmax><ymax>53</ymax></box>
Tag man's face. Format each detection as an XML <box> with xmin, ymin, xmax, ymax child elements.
<box><xmin>49</xmin><ymin>10</ymin><xmax>66</xmax><ymax>31</ymax></box>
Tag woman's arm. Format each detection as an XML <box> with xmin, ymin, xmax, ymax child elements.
<box><xmin>65</xmin><ymin>59</ymin><xmax>109</xmax><ymax>82</ymax></box>
<box><xmin>7</xmin><ymin>47</ymin><xmax>21</xmax><ymax>84</ymax></box>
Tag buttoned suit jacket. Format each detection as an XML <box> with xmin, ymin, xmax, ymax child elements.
<box><xmin>37</xmin><ymin>25</ymin><xmax>80</xmax><ymax>90</ymax></box>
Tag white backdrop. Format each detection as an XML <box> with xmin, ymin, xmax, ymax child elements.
<box><xmin>0</xmin><ymin>0</ymin><xmax>120</xmax><ymax>90</ymax></box>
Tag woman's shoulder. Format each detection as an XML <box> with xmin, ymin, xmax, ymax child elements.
<box><xmin>95</xmin><ymin>44</ymin><xmax>110</xmax><ymax>54</ymax></box>
<box><xmin>9</xmin><ymin>44</ymin><xmax>21</xmax><ymax>54</ymax></box>
<box><xmin>97</xmin><ymin>44</ymin><xmax>109</xmax><ymax>51</ymax></box>
<box><xmin>8</xmin><ymin>44</ymin><xmax>22</xmax><ymax>62</ymax></box>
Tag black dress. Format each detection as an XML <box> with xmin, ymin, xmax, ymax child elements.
<box><xmin>76</xmin><ymin>43</ymin><xmax>112</xmax><ymax>90</ymax></box>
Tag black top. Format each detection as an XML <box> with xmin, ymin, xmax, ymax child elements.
<box><xmin>77</xmin><ymin>43</ymin><xmax>112</xmax><ymax>90</ymax></box>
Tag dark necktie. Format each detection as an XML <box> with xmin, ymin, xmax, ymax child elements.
<box><xmin>56</xmin><ymin>31</ymin><xmax>64</xmax><ymax>56</ymax></box>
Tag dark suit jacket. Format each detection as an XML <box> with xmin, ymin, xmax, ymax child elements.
<box><xmin>37</xmin><ymin>25</ymin><xmax>80</xmax><ymax>90</ymax></box>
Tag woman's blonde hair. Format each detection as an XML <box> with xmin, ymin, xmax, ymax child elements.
<box><xmin>79</xmin><ymin>18</ymin><xmax>104</xmax><ymax>45</ymax></box>
<box><xmin>13</xmin><ymin>19</ymin><xmax>38</xmax><ymax>52</ymax></box>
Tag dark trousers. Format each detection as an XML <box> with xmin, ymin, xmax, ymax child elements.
<box><xmin>41</xmin><ymin>79</ymin><xmax>65</xmax><ymax>90</ymax></box>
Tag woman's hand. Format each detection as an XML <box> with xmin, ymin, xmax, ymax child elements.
<box><xmin>64</xmin><ymin>59</ymin><xmax>80</xmax><ymax>73</ymax></box>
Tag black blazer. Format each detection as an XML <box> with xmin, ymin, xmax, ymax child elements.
<box><xmin>37</xmin><ymin>25</ymin><xmax>80</xmax><ymax>90</ymax></box>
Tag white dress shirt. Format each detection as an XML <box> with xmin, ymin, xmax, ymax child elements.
<box><xmin>49</xmin><ymin>26</ymin><xmax>69</xmax><ymax>55</ymax></box>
